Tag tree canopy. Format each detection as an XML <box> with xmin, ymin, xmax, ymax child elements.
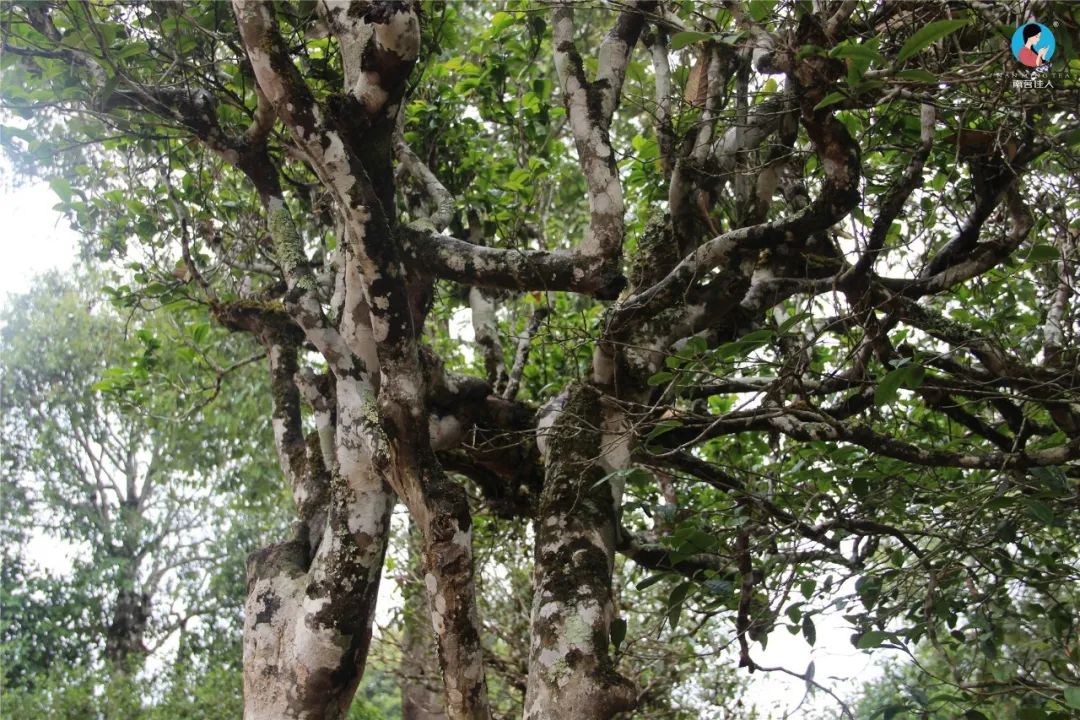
<box><xmin>2</xmin><ymin>1</ymin><xmax>1078</xmax><ymax>719</ymax></box>
<box><xmin>0</xmin><ymin>270</ymin><xmax>287</xmax><ymax>715</ymax></box>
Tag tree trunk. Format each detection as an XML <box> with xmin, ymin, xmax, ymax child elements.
<box><xmin>402</xmin><ymin>522</ymin><xmax>447</xmax><ymax>720</ymax></box>
<box><xmin>242</xmin><ymin>343</ymin><xmax>394</xmax><ymax>720</ymax></box>
<box><xmin>524</xmin><ymin>384</ymin><xmax>635</xmax><ymax>719</ymax></box>
<box><xmin>242</xmin><ymin>467</ymin><xmax>392</xmax><ymax>720</ymax></box>
<box><xmin>104</xmin><ymin>585</ymin><xmax>149</xmax><ymax>671</ymax></box>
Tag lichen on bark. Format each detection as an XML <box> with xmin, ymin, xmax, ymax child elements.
<box><xmin>525</xmin><ymin>383</ymin><xmax>635</xmax><ymax>719</ymax></box>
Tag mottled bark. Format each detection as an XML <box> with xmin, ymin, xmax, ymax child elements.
<box><xmin>13</xmin><ymin>0</ymin><xmax>1073</xmax><ymax>717</ymax></box>
<box><xmin>521</xmin><ymin>8</ymin><xmax>653</xmax><ymax>716</ymax></box>
<box><xmin>232</xmin><ymin>3</ymin><xmax>493</xmax><ymax>717</ymax></box>
<box><xmin>525</xmin><ymin>384</ymin><xmax>635</xmax><ymax>719</ymax></box>
<box><xmin>242</xmin><ymin>259</ymin><xmax>393</xmax><ymax>719</ymax></box>
<box><xmin>245</xmin><ymin>447</ymin><xmax>391</xmax><ymax>717</ymax></box>
<box><xmin>402</xmin><ymin>523</ymin><xmax>447</xmax><ymax>720</ymax></box>
<box><xmin>413</xmin><ymin>472</ymin><xmax>491</xmax><ymax>720</ymax></box>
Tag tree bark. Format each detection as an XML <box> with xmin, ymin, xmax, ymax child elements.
<box><xmin>242</xmin><ymin>339</ymin><xmax>394</xmax><ymax>720</ymax></box>
<box><xmin>402</xmin><ymin>522</ymin><xmax>447</xmax><ymax>720</ymax></box>
<box><xmin>242</xmin><ymin>459</ymin><xmax>392</xmax><ymax>720</ymax></box>
<box><xmin>524</xmin><ymin>384</ymin><xmax>635</xmax><ymax>719</ymax></box>
<box><xmin>104</xmin><ymin>584</ymin><xmax>149</xmax><ymax>671</ymax></box>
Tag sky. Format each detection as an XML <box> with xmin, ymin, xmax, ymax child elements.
<box><xmin>0</xmin><ymin>170</ymin><xmax>883</xmax><ymax>716</ymax></box>
<box><xmin>0</xmin><ymin>172</ymin><xmax>81</xmax><ymax>303</ymax></box>
<box><xmin>0</xmin><ymin>165</ymin><xmax>84</xmax><ymax>575</ymax></box>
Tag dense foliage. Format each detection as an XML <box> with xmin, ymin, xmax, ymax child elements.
<box><xmin>2</xmin><ymin>1</ymin><xmax>1078</xmax><ymax>719</ymax></box>
<box><xmin>0</xmin><ymin>272</ymin><xmax>286</xmax><ymax>714</ymax></box>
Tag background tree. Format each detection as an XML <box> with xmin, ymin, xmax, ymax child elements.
<box><xmin>842</xmin><ymin>578</ymin><xmax>1080</xmax><ymax>720</ymax></box>
<box><xmin>0</xmin><ymin>270</ymin><xmax>286</xmax><ymax>714</ymax></box>
<box><xmin>2</xmin><ymin>1</ymin><xmax>1078</xmax><ymax>719</ymax></box>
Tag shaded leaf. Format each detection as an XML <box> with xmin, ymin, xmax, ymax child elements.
<box><xmin>610</xmin><ymin>617</ymin><xmax>627</xmax><ymax>652</ymax></box>
<box><xmin>814</xmin><ymin>91</ymin><xmax>848</xmax><ymax>111</ymax></box>
<box><xmin>669</xmin><ymin>31</ymin><xmax>712</xmax><ymax>50</ymax></box>
<box><xmin>897</xmin><ymin>19</ymin><xmax>969</xmax><ymax>64</ymax></box>
<box><xmin>857</xmin><ymin>630</ymin><xmax>889</xmax><ymax>649</ymax></box>
<box><xmin>802</xmin><ymin>616</ymin><xmax>816</xmax><ymax>646</ymax></box>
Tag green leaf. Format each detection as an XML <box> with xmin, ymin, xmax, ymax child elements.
<box><xmin>900</xmin><ymin>364</ymin><xmax>925</xmax><ymax>390</ymax></box>
<box><xmin>671</xmin><ymin>527</ymin><xmax>720</xmax><ymax>554</ymax></box>
<box><xmin>49</xmin><ymin>177</ymin><xmax>73</xmax><ymax>203</ymax></box>
<box><xmin>647</xmin><ymin>371</ymin><xmax>673</xmax><ymax>386</ymax></box>
<box><xmin>740</xmin><ymin>329</ymin><xmax>774</xmax><ymax>344</ymax></box>
<box><xmin>490</xmin><ymin>11</ymin><xmax>516</xmax><ymax>34</ymax></box>
<box><xmin>875</xmin><ymin>364</ymin><xmax>924</xmax><ymax>404</ymax></box>
<box><xmin>747</xmin><ymin>0</ymin><xmax>775</xmax><ymax>23</ymax></box>
<box><xmin>856</xmin><ymin>630</ymin><xmax>889</xmax><ymax>649</ymax></box>
<box><xmin>813</xmin><ymin>91</ymin><xmax>847</xmax><ymax>111</ymax></box>
<box><xmin>191</xmin><ymin>323</ymin><xmax>210</xmax><ymax>345</ymax></box>
<box><xmin>1024</xmin><ymin>499</ymin><xmax>1054</xmax><ymax>524</ymax></box>
<box><xmin>646</xmin><ymin>418</ymin><xmax>683</xmax><ymax>444</ymax></box>
<box><xmin>869</xmin><ymin>704</ymin><xmax>912</xmax><ymax>720</ymax></box>
<box><xmin>777</xmin><ymin>311</ymin><xmax>812</xmax><ymax>335</ymax></box>
<box><xmin>851</xmin><ymin>476</ymin><xmax>869</xmax><ymax>498</ymax></box>
<box><xmin>856</xmin><ymin>576</ymin><xmax>882</xmax><ymax>610</ymax></box>
<box><xmin>896</xmin><ymin>68</ymin><xmax>938</xmax><ymax>83</ymax></box>
<box><xmin>669</xmin><ymin>31</ymin><xmax>712</xmax><ymax>50</ymax></box>
<box><xmin>1064</xmin><ymin>687</ymin><xmax>1080</xmax><ymax>709</ymax></box>
<box><xmin>610</xmin><ymin>617</ymin><xmax>627</xmax><ymax>652</ymax></box>
<box><xmin>896</xmin><ymin>19</ymin><xmax>969</xmax><ymax>64</ymax></box>
<box><xmin>802</xmin><ymin>616</ymin><xmax>817</xmax><ymax>646</ymax></box>
<box><xmin>875</xmin><ymin>367</ymin><xmax>906</xmax><ymax>405</ymax></box>
<box><xmin>796</xmin><ymin>44</ymin><xmax>827</xmax><ymax>61</ymax></box>
<box><xmin>636</xmin><ymin>574</ymin><xmax>666</xmax><ymax>590</ymax></box>
<box><xmin>1027</xmin><ymin>245</ymin><xmax>1059</xmax><ymax>263</ymax></box>
<box><xmin>666</xmin><ymin>581</ymin><xmax>692</xmax><ymax>629</ymax></box>
<box><xmin>521</xmin><ymin>91</ymin><xmax>541</xmax><ymax>113</ymax></box>
<box><xmin>964</xmin><ymin>711</ymin><xmax>990</xmax><ymax>720</ymax></box>
<box><xmin>830</xmin><ymin>42</ymin><xmax>885</xmax><ymax>65</ymax></box>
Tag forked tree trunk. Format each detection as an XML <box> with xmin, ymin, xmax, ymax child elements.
<box><xmin>242</xmin><ymin>461</ymin><xmax>393</xmax><ymax>720</ymax></box>
<box><xmin>242</xmin><ymin>340</ymin><xmax>394</xmax><ymax>720</ymax></box>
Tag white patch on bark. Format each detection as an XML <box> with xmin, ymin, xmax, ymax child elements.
<box><xmin>369</xmin><ymin>312</ymin><xmax>390</xmax><ymax>343</ymax></box>
<box><xmin>535</xmin><ymin>390</ymin><xmax>569</xmax><ymax>461</ymax></box>
<box><xmin>243</xmin><ymin>572</ymin><xmax>306</xmax><ymax>719</ymax></box>
<box><xmin>322</xmin><ymin>130</ymin><xmax>357</xmax><ymax>193</ymax></box>
<box><xmin>428</xmin><ymin>413</ymin><xmax>463</xmax><ymax>451</ymax></box>
<box><xmin>741</xmin><ymin>265</ymin><xmax>776</xmax><ymax>311</ymax></box>
<box><xmin>444</xmin><ymin>251</ymin><xmax>467</xmax><ymax>273</ymax></box>
<box><xmin>375</xmin><ymin>9</ymin><xmax>420</xmax><ymax>59</ymax></box>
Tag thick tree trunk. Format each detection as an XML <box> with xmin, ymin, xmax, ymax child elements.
<box><xmin>242</xmin><ymin>466</ymin><xmax>392</xmax><ymax>720</ymax></box>
<box><xmin>104</xmin><ymin>585</ymin><xmax>149</xmax><ymax>670</ymax></box>
<box><xmin>243</xmin><ymin>342</ymin><xmax>394</xmax><ymax>720</ymax></box>
<box><xmin>409</xmin><ymin>466</ymin><xmax>491</xmax><ymax>720</ymax></box>
<box><xmin>524</xmin><ymin>384</ymin><xmax>635</xmax><ymax>719</ymax></box>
